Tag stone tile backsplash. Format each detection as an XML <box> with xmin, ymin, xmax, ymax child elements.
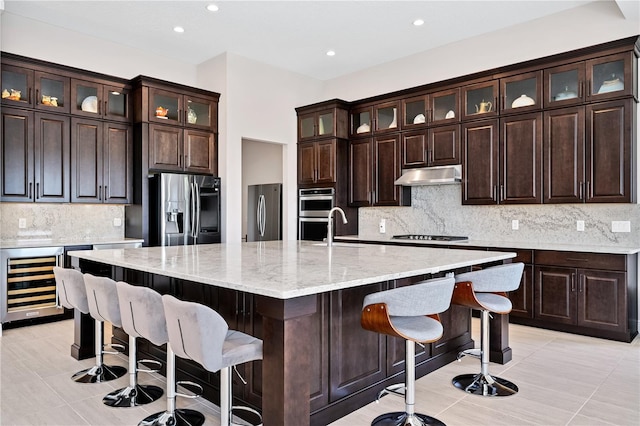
<box><xmin>0</xmin><ymin>203</ymin><xmax>125</xmax><ymax>242</ymax></box>
<box><xmin>358</xmin><ymin>185</ymin><xmax>640</xmax><ymax>247</ymax></box>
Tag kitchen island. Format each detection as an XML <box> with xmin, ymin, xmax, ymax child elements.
<box><xmin>70</xmin><ymin>241</ymin><xmax>515</xmax><ymax>426</ymax></box>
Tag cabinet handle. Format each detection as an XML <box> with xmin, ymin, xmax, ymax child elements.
<box><xmin>494</xmin><ymin>97</ymin><xmax>498</xmax><ymax>112</ymax></box>
<box><xmin>184</xmin><ymin>155</ymin><xmax>188</xmax><ymax>168</ymax></box>
<box><xmin>566</xmin><ymin>258</ymin><xmax>589</xmax><ymax>262</ymax></box>
<box><xmin>178</xmin><ymin>109</ymin><xmax>182</xmax><ymax>123</ymax></box>
<box><xmin>579</xmin><ymin>181</ymin><xmax>584</xmax><ymax>200</ymax></box>
<box><xmin>28</xmin><ymin>88</ymin><xmax>32</xmax><ymax>104</ymax></box>
<box><xmin>501</xmin><ymin>95</ymin><xmax>505</xmax><ymax>110</ymax></box>
<box><xmin>35</xmin><ymin>89</ymin><xmax>40</xmax><ymax>105</ymax></box>
<box><xmin>35</xmin><ymin>182</ymin><xmax>39</xmax><ymax>199</ymax></box>
<box><xmin>500</xmin><ymin>184</ymin><xmax>504</xmax><ymax>202</ymax></box>
<box><xmin>28</xmin><ymin>182</ymin><xmax>33</xmax><ymax>199</ymax></box>
<box><xmin>98</xmin><ymin>185</ymin><xmax>102</xmax><ymax>200</ymax></box>
<box><xmin>104</xmin><ymin>185</ymin><xmax>108</xmax><ymax>200</ymax></box>
<box><xmin>428</xmin><ymin>109</ymin><xmax>433</xmax><ymax>123</ymax></box>
<box><xmin>579</xmin><ymin>275</ymin><xmax>584</xmax><ymax>293</ymax></box>
<box><xmin>571</xmin><ymin>273</ymin><xmax>576</xmax><ymax>292</ymax></box>
<box><xmin>492</xmin><ymin>185</ymin><xmax>497</xmax><ymax>202</ymax></box>
<box><xmin>585</xmin><ymin>181</ymin><xmax>590</xmax><ymax>200</ymax></box>
<box><xmin>104</xmin><ymin>101</ymin><xmax>108</xmax><ymax>116</ymax></box>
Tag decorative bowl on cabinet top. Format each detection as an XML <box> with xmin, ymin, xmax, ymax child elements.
<box><xmin>511</xmin><ymin>94</ymin><xmax>535</xmax><ymax>108</ymax></box>
<box><xmin>413</xmin><ymin>113</ymin><xmax>426</xmax><ymax>124</ymax></box>
<box><xmin>445</xmin><ymin>110</ymin><xmax>455</xmax><ymax>119</ymax></box>
<box><xmin>356</xmin><ymin>123</ymin><xmax>370</xmax><ymax>134</ymax></box>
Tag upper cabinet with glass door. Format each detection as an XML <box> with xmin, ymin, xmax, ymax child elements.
<box><xmin>297</xmin><ymin>101</ymin><xmax>348</xmax><ymax>141</ymax></box>
<box><xmin>350</xmin><ymin>101</ymin><xmax>400</xmax><ymax>137</ymax></box>
<box><xmin>462</xmin><ymin>80</ymin><xmax>498</xmax><ymax>120</ymax></box>
<box><xmin>148</xmin><ymin>88</ymin><xmax>216</xmax><ymax>130</ymax></box>
<box><xmin>500</xmin><ymin>71</ymin><xmax>542</xmax><ymax>114</ymax></box>
<box><xmin>403</xmin><ymin>88</ymin><xmax>460</xmax><ymax>129</ymax></box>
<box><xmin>1</xmin><ymin>64</ymin><xmax>33</xmax><ymax>108</ymax></box>
<box><xmin>545</xmin><ymin>52</ymin><xmax>635</xmax><ymax>107</ymax></box>
<box><xmin>2</xmin><ymin>65</ymin><xmax>71</xmax><ymax>113</ymax></box>
<box><xmin>71</xmin><ymin>79</ymin><xmax>130</xmax><ymax>122</ymax></box>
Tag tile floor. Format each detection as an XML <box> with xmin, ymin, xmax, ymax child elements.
<box><xmin>0</xmin><ymin>318</ymin><xmax>638</xmax><ymax>426</ymax></box>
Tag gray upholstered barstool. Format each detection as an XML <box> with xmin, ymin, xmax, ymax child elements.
<box><xmin>115</xmin><ymin>282</ymin><xmax>204</xmax><ymax>426</ymax></box>
<box><xmin>162</xmin><ymin>294</ymin><xmax>264</xmax><ymax>426</ymax></box>
<box><xmin>53</xmin><ymin>267</ymin><xmax>125</xmax><ymax>383</ymax></box>
<box><xmin>81</xmin><ymin>274</ymin><xmax>127</xmax><ymax>383</ymax></box>
<box><xmin>101</xmin><ymin>281</ymin><xmax>165</xmax><ymax>407</ymax></box>
<box><xmin>451</xmin><ymin>262</ymin><xmax>524</xmax><ymax>397</ymax></box>
<box><xmin>361</xmin><ymin>276</ymin><xmax>455</xmax><ymax>426</ymax></box>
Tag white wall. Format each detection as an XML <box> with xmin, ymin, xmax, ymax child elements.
<box><xmin>323</xmin><ymin>1</ymin><xmax>640</xmax><ymax>101</ymax></box>
<box><xmin>1</xmin><ymin>13</ymin><xmax>196</xmax><ymax>84</ymax></box>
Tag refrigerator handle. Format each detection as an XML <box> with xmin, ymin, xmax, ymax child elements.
<box><xmin>190</xmin><ymin>182</ymin><xmax>197</xmax><ymax>239</ymax></box>
<box><xmin>258</xmin><ymin>194</ymin><xmax>266</xmax><ymax>237</ymax></box>
<box><xmin>194</xmin><ymin>182</ymin><xmax>201</xmax><ymax>238</ymax></box>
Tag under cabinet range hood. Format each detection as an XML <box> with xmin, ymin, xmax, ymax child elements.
<box><xmin>394</xmin><ymin>164</ymin><xmax>462</xmax><ymax>186</ymax></box>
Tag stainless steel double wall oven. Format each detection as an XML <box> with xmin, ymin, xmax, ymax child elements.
<box><xmin>298</xmin><ymin>187</ymin><xmax>334</xmax><ymax>241</ymax></box>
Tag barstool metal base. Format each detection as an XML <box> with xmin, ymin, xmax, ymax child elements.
<box><xmin>103</xmin><ymin>384</ymin><xmax>164</xmax><ymax>407</ymax></box>
<box><xmin>138</xmin><ymin>409</ymin><xmax>205</xmax><ymax>426</ymax></box>
<box><xmin>452</xmin><ymin>373</ymin><xmax>518</xmax><ymax>396</ymax></box>
<box><xmin>71</xmin><ymin>364</ymin><xmax>127</xmax><ymax>383</ymax></box>
<box><xmin>372</xmin><ymin>412</ymin><xmax>446</xmax><ymax>426</ymax></box>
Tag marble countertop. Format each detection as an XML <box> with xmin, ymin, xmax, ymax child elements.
<box><xmin>68</xmin><ymin>240</ymin><xmax>514</xmax><ymax>299</ymax></box>
<box><xmin>0</xmin><ymin>237</ymin><xmax>144</xmax><ymax>250</ymax></box>
<box><xmin>335</xmin><ymin>235</ymin><xmax>640</xmax><ymax>255</ymax></box>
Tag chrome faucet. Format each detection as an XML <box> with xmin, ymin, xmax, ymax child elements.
<box><xmin>327</xmin><ymin>207</ymin><xmax>348</xmax><ymax>246</ymax></box>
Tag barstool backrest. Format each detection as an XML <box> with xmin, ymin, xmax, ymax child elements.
<box><xmin>162</xmin><ymin>295</ymin><xmax>229</xmax><ymax>373</ymax></box>
<box><xmin>454</xmin><ymin>263</ymin><xmax>524</xmax><ymax>293</ymax></box>
<box><xmin>363</xmin><ymin>276</ymin><xmax>455</xmax><ymax>316</ymax></box>
<box><xmin>53</xmin><ymin>267</ymin><xmax>90</xmax><ymax>314</ymax></box>
<box><xmin>115</xmin><ymin>281</ymin><xmax>168</xmax><ymax>346</ymax></box>
<box><xmin>84</xmin><ymin>274</ymin><xmax>122</xmax><ymax>327</ymax></box>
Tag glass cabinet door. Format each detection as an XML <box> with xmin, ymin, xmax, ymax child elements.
<box><xmin>351</xmin><ymin>107</ymin><xmax>372</xmax><ymax>136</ymax></box>
<box><xmin>402</xmin><ymin>95</ymin><xmax>428</xmax><ymax>129</ymax></box>
<box><xmin>299</xmin><ymin>112</ymin><xmax>316</xmax><ymax>140</ymax></box>
<box><xmin>462</xmin><ymin>81</ymin><xmax>498</xmax><ymax>120</ymax></box>
<box><xmin>184</xmin><ymin>95</ymin><xmax>214</xmax><ymax>130</ymax></box>
<box><xmin>35</xmin><ymin>71</ymin><xmax>70</xmax><ymax>113</ymax></box>
<box><xmin>587</xmin><ymin>52</ymin><xmax>633</xmax><ymax>101</ymax></box>
<box><xmin>374</xmin><ymin>102</ymin><xmax>399</xmax><ymax>133</ymax></box>
<box><xmin>149</xmin><ymin>88</ymin><xmax>182</xmax><ymax>124</ymax></box>
<box><xmin>103</xmin><ymin>85</ymin><xmax>129</xmax><ymax>122</ymax></box>
<box><xmin>544</xmin><ymin>63</ymin><xmax>585</xmax><ymax>108</ymax></box>
<box><xmin>430</xmin><ymin>88</ymin><xmax>460</xmax><ymax>124</ymax></box>
<box><xmin>501</xmin><ymin>71</ymin><xmax>541</xmax><ymax>113</ymax></box>
<box><xmin>71</xmin><ymin>80</ymin><xmax>102</xmax><ymax>117</ymax></box>
<box><xmin>317</xmin><ymin>111</ymin><xmax>334</xmax><ymax>137</ymax></box>
<box><xmin>1</xmin><ymin>65</ymin><xmax>33</xmax><ymax>107</ymax></box>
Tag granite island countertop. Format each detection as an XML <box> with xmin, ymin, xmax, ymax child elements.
<box><xmin>68</xmin><ymin>240</ymin><xmax>515</xmax><ymax>299</ymax></box>
<box><xmin>0</xmin><ymin>237</ymin><xmax>144</xmax><ymax>250</ymax></box>
<box><xmin>335</xmin><ymin>235</ymin><xmax>640</xmax><ymax>255</ymax></box>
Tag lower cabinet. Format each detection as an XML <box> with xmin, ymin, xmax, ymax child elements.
<box><xmin>508</xmin><ymin>250</ymin><xmax>637</xmax><ymax>342</ymax></box>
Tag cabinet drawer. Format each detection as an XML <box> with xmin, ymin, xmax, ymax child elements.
<box><xmin>492</xmin><ymin>248</ymin><xmax>532</xmax><ymax>264</ymax></box>
<box><xmin>535</xmin><ymin>250</ymin><xmax>626</xmax><ymax>271</ymax></box>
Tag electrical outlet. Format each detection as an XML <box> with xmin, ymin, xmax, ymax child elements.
<box><xmin>113</xmin><ymin>218</ymin><xmax>122</xmax><ymax>227</ymax></box>
<box><xmin>18</xmin><ymin>218</ymin><xmax>26</xmax><ymax>229</ymax></box>
<box><xmin>511</xmin><ymin>219</ymin><xmax>519</xmax><ymax>230</ymax></box>
<box><xmin>379</xmin><ymin>219</ymin><xmax>386</xmax><ymax>234</ymax></box>
<box><xmin>611</xmin><ymin>221</ymin><xmax>631</xmax><ymax>233</ymax></box>
<box><xmin>576</xmin><ymin>220</ymin><xmax>585</xmax><ymax>231</ymax></box>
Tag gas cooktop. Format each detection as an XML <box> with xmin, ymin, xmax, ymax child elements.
<box><xmin>392</xmin><ymin>234</ymin><xmax>469</xmax><ymax>242</ymax></box>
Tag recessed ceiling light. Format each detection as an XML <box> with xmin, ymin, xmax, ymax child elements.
<box><xmin>326</xmin><ymin>50</ymin><xmax>336</xmax><ymax>57</ymax></box>
<box><xmin>413</xmin><ymin>19</ymin><xmax>425</xmax><ymax>26</ymax></box>
<box><xmin>173</xmin><ymin>26</ymin><xmax>185</xmax><ymax>33</ymax></box>
<box><xmin>206</xmin><ymin>4</ymin><xmax>219</xmax><ymax>12</ymax></box>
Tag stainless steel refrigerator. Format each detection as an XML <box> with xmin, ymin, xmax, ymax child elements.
<box><xmin>247</xmin><ymin>183</ymin><xmax>282</xmax><ymax>241</ymax></box>
<box><xmin>149</xmin><ymin>173</ymin><xmax>221</xmax><ymax>246</ymax></box>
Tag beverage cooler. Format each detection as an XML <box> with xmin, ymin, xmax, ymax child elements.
<box><xmin>1</xmin><ymin>247</ymin><xmax>64</xmax><ymax>324</ymax></box>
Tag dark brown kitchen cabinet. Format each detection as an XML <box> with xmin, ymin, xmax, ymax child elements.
<box><xmin>71</xmin><ymin>118</ymin><xmax>132</xmax><ymax>204</ymax></box>
<box><xmin>402</xmin><ymin>124</ymin><xmax>461</xmax><ymax>168</ymax></box>
<box><xmin>544</xmin><ymin>99</ymin><xmax>632</xmax><ymax>203</ymax></box>
<box><xmin>1</xmin><ymin>109</ymin><xmax>70</xmax><ymax>202</ymax></box>
<box><xmin>148</xmin><ymin>124</ymin><xmax>215</xmax><ymax>175</ymax></box>
<box><xmin>500</xmin><ymin>71</ymin><xmax>542</xmax><ymax>114</ymax></box>
<box><xmin>350</xmin><ymin>101</ymin><xmax>400</xmax><ymax>137</ymax></box>
<box><xmin>402</xmin><ymin>88</ymin><xmax>460</xmax><ymax>130</ymax></box>
<box><xmin>462</xmin><ymin>80</ymin><xmax>499</xmax><ymax>120</ymax></box>
<box><xmin>34</xmin><ymin>71</ymin><xmax>71</xmax><ymax>113</ymax></box>
<box><xmin>71</xmin><ymin>79</ymin><xmax>130</xmax><ymax>122</ymax></box>
<box><xmin>1</xmin><ymin>64</ymin><xmax>34</xmax><ymax>108</ymax></box>
<box><xmin>544</xmin><ymin>51</ymin><xmax>636</xmax><ymax>108</ymax></box>
<box><xmin>298</xmin><ymin>104</ymin><xmax>348</xmax><ymax>141</ymax></box>
<box><xmin>146</xmin><ymin>87</ymin><xmax>216</xmax><ymax>131</ymax></box>
<box><xmin>532</xmin><ymin>250</ymin><xmax>633</xmax><ymax>341</ymax></box>
<box><xmin>1</xmin><ymin>64</ymin><xmax>71</xmax><ymax>113</ymax></box>
<box><xmin>349</xmin><ymin>135</ymin><xmax>408</xmax><ymax>207</ymax></box>
<box><xmin>462</xmin><ymin>113</ymin><xmax>541</xmax><ymax>205</ymax></box>
<box><xmin>298</xmin><ymin>139</ymin><xmax>336</xmax><ymax>185</ymax></box>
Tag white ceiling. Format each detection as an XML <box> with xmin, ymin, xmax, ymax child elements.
<box><xmin>1</xmin><ymin>1</ymin><xmax>635</xmax><ymax>80</ymax></box>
